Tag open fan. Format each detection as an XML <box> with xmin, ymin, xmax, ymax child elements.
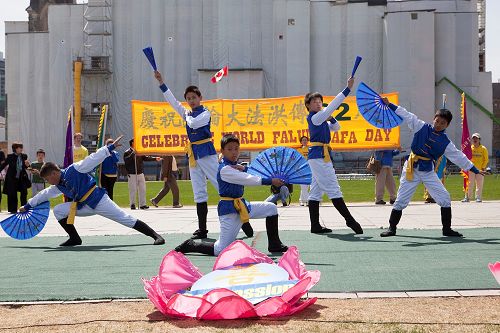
<box><xmin>0</xmin><ymin>201</ymin><xmax>50</xmax><ymax>240</ymax></box>
<box><xmin>248</xmin><ymin>147</ymin><xmax>312</xmax><ymax>185</ymax></box>
<box><xmin>356</xmin><ymin>82</ymin><xmax>403</xmax><ymax>129</ymax></box>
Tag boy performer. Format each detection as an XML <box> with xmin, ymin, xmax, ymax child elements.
<box><xmin>29</xmin><ymin>149</ymin><xmax>46</xmax><ymax>197</ymax></box>
<box><xmin>305</xmin><ymin>77</ymin><xmax>363</xmax><ymax>234</ymax></box>
<box><xmin>379</xmin><ymin>99</ymin><xmax>485</xmax><ymax>237</ymax></box>
<box><xmin>20</xmin><ymin>136</ymin><xmax>165</xmax><ymax>247</ymax></box>
<box><xmin>175</xmin><ymin>134</ymin><xmax>288</xmax><ymax>256</ymax></box>
<box><xmin>154</xmin><ymin>71</ymin><xmax>252</xmax><ymax>239</ymax></box>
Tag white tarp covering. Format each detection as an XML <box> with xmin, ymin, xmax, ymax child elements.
<box><xmin>6</xmin><ymin>0</ymin><xmax>493</xmax><ymax>163</ymax></box>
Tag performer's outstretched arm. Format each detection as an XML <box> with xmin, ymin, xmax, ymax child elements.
<box><xmin>220</xmin><ymin>166</ymin><xmax>273</xmax><ymax>186</ymax></box>
<box><xmin>23</xmin><ymin>185</ymin><xmax>63</xmax><ymax>210</ymax></box>
<box><xmin>385</xmin><ymin>101</ymin><xmax>425</xmax><ymax>132</ymax></box>
<box><xmin>444</xmin><ymin>141</ymin><xmax>478</xmax><ymax>173</ymax></box>
<box><xmin>155</xmin><ymin>71</ymin><xmax>188</xmax><ymax>120</ymax></box>
<box><xmin>74</xmin><ymin>136</ymin><xmax>122</xmax><ymax>174</ymax></box>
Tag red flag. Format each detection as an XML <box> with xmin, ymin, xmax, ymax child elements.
<box><xmin>211</xmin><ymin>66</ymin><xmax>228</xmax><ymax>83</ymax></box>
<box><xmin>460</xmin><ymin>93</ymin><xmax>472</xmax><ymax>192</ymax></box>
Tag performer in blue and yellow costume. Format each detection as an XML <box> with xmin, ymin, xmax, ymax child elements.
<box><xmin>305</xmin><ymin>76</ymin><xmax>363</xmax><ymax>235</ymax></box>
<box><xmin>379</xmin><ymin>98</ymin><xmax>485</xmax><ymax>237</ymax></box>
<box><xmin>154</xmin><ymin>71</ymin><xmax>252</xmax><ymax>239</ymax></box>
<box><xmin>20</xmin><ymin>136</ymin><xmax>165</xmax><ymax>247</ymax></box>
<box><xmin>175</xmin><ymin>134</ymin><xmax>288</xmax><ymax>256</ymax></box>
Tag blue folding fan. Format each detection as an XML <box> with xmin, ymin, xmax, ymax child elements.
<box><xmin>0</xmin><ymin>201</ymin><xmax>50</xmax><ymax>240</ymax></box>
<box><xmin>248</xmin><ymin>147</ymin><xmax>312</xmax><ymax>185</ymax></box>
<box><xmin>142</xmin><ymin>46</ymin><xmax>158</xmax><ymax>71</ymax></box>
<box><xmin>356</xmin><ymin>82</ymin><xmax>403</xmax><ymax>129</ymax></box>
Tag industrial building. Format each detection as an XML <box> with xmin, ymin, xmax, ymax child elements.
<box><xmin>5</xmin><ymin>0</ymin><xmax>495</xmax><ymax>164</ymax></box>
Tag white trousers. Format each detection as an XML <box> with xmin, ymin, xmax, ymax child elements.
<box><xmin>393</xmin><ymin>161</ymin><xmax>451</xmax><ymax>211</ymax></box>
<box><xmin>467</xmin><ymin>171</ymin><xmax>485</xmax><ymax>200</ymax></box>
<box><xmin>128</xmin><ymin>173</ymin><xmax>146</xmax><ymax>207</ymax></box>
<box><xmin>190</xmin><ymin>154</ymin><xmax>219</xmax><ymax>203</ymax></box>
<box><xmin>299</xmin><ymin>185</ymin><xmax>309</xmax><ymax>203</ymax></box>
<box><xmin>308</xmin><ymin>159</ymin><xmax>343</xmax><ymax>201</ymax></box>
<box><xmin>213</xmin><ymin>201</ymin><xmax>278</xmax><ymax>255</ymax></box>
<box><xmin>53</xmin><ymin>194</ymin><xmax>138</xmax><ymax>227</ymax></box>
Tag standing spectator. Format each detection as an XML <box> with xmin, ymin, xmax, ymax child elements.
<box><xmin>0</xmin><ymin>142</ymin><xmax>31</xmax><ymax>213</ymax></box>
<box><xmin>0</xmin><ymin>149</ymin><xmax>5</xmax><ymax>211</ymax></box>
<box><xmin>374</xmin><ymin>149</ymin><xmax>400</xmax><ymax>205</ymax></box>
<box><xmin>265</xmin><ymin>184</ymin><xmax>293</xmax><ymax>207</ymax></box>
<box><xmin>150</xmin><ymin>155</ymin><xmax>183</xmax><ymax>208</ymax></box>
<box><xmin>123</xmin><ymin>139</ymin><xmax>157</xmax><ymax>209</ymax></box>
<box><xmin>462</xmin><ymin>133</ymin><xmax>489</xmax><ymax>202</ymax></box>
<box><xmin>73</xmin><ymin>132</ymin><xmax>89</xmax><ymax>163</ymax></box>
<box><xmin>29</xmin><ymin>149</ymin><xmax>46</xmax><ymax>197</ymax></box>
<box><xmin>297</xmin><ymin>136</ymin><xmax>309</xmax><ymax>206</ymax></box>
<box><xmin>100</xmin><ymin>138</ymin><xmax>120</xmax><ymax>200</ymax></box>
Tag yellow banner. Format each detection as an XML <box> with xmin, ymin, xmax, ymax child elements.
<box><xmin>131</xmin><ymin>93</ymin><xmax>399</xmax><ymax>155</ymax></box>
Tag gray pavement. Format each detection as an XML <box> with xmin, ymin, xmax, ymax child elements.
<box><xmin>2</xmin><ymin>200</ymin><xmax>499</xmax><ymax>238</ymax></box>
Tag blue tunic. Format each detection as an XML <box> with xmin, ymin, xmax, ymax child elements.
<box><xmin>217</xmin><ymin>158</ymin><xmax>251</xmax><ymax>216</ymax></box>
<box><xmin>57</xmin><ymin>166</ymin><xmax>106</xmax><ymax>209</ymax></box>
<box><xmin>187</xmin><ymin>105</ymin><xmax>217</xmax><ymax>160</ymax></box>
<box><xmin>411</xmin><ymin>124</ymin><xmax>450</xmax><ymax>172</ymax></box>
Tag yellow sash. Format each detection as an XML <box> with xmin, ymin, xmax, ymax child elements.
<box><xmin>220</xmin><ymin>197</ymin><xmax>250</xmax><ymax>223</ymax></box>
<box><xmin>406</xmin><ymin>151</ymin><xmax>431</xmax><ymax>181</ymax></box>
<box><xmin>186</xmin><ymin>138</ymin><xmax>212</xmax><ymax>168</ymax></box>
<box><xmin>310</xmin><ymin>142</ymin><xmax>332</xmax><ymax>162</ymax></box>
<box><xmin>67</xmin><ymin>185</ymin><xmax>97</xmax><ymax>225</ymax></box>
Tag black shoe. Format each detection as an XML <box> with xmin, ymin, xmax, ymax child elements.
<box><xmin>375</xmin><ymin>200</ymin><xmax>386</xmax><ymax>205</ymax></box>
<box><xmin>133</xmin><ymin>220</ymin><xmax>165</xmax><ymax>245</ymax></box>
<box><xmin>380</xmin><ymin>227</ymin><xmax>397</xmax><ymax>237</ymax></box>
<box><xmin>150</xmin><ymin>199</ymin><xmax>158</xmax><ymax>208</ymax></box>
<box><xmin>241</xmin><ymin>222</ymin><xmax>254</xmax><ymax>237</ymax></box>
<box><xmin>130</xmin><ymin>204</ymin><xmax>136</xmax><ymax>210</ymax></box>
<box><xmin>59</xmin><ymin>237</ymin><xmax>82</xmax><ymax>247</ymax></box>
<box><xmin>175</xmin><ymin>239</ymin><xmax>195</xmax><ymax>253</ymax></box>
<box><xmin>311</xmin><ymin>226</ymin><xmax>332</xmax><ymax>234</ymax></box>
<box><xmin>282</xmin><ymin>202</ymin><xmax>288</xmax><ymax>207</ymax></box>
<box><xmin>389</xmin><ymin>199</ymin><xmax>395</xmax><ymax>205</ymax></box>
<box><xmin>191</xmin><ymin>229</ymin><xmax>208</xmax><ymax>239</ymax></box>
<box><xmin>424</xmin><ymin>198</ymin><xmax>436</xmax><ymax>204</ymax></box>
<box><xmin>268</xmin><ymin>244</ymin><xmax>288</xmax><ymax>253</ymax></box>
<box><xmin>346</xmin><ymin>220</ymin><xmax>363</xmax><ymax>234</ymax></box>
<box><xmin>442</xmin><ymin>229</ymin><xmax>463</xmax><ymax>237</ymax></box>
<box><xmin>140</xmin><ymin>205</ymin><xmax>149</xmax><ymax>210</ymax></box>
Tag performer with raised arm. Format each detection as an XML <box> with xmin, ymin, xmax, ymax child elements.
<box><xmin>20</xmin><ymin>136</ymin><xmax>165</xmax><ymax>247</ymax></box>
<box><xmin>305</xmin><ymin>77</ymin><xmax>364</xmax><ymax>235</ymax></box>
<box><xmin>379</xmin><ymin>98</ymin><xmax>486</xmax><ymax>237</ymax></box>
<box><xmin>153</xmin><ymin>71</ymin><xmax>253</xmax><ymax>239</ymax></box>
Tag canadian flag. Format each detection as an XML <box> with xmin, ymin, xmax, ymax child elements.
<box><xmin>211</xmin><ymin>66</ymin><xmax>228</xmax><ymax>83</ymax></box>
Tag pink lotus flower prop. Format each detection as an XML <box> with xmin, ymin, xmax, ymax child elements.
<box><xmin>488</xmin><ymin>262</ymin><xmax>500</xmax><ymax>285</ymax></box>
<box><xmin>142</xmin><ymin>240</ymin><xmax>320</xmax><ymax>319</ymax></box>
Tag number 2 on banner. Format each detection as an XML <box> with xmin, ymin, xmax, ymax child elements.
<box><xmin>322</xmin><ymin>102</ymin><xmax>351</xmax><ymax>121</ymax></box>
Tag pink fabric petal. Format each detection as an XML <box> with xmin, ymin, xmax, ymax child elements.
<box><xmin>142</xmin><ymin>277</ymin><xmax>168</xmax><ymax>314</ymax></box>
<box><xmin>278</xmin><ymin>246</ymin><xmax>321</xmax><ymax>289</ymax></box>
<box><xmin>158</xmin><ymin>250</ymin><xmax>204</xmax><ymax>298</ymax></box>
<box><xmin>213</xmin><ymin>240</ymin><xmax>274</xmax><ymax>270</ymax></box>
<box><xmin>255</xmin><ymin>297</ymin><xmax>288</xmax><ymax>317</ymax></box>
<box><xmin>254</xmin><ymin>278</ymin><xmax>311</xmax><ymax>317</ymax></box>
<box><xmin>281</xmin><ymin>277</ymin><xmax>312</xmax><ymax>304</ymax></box>
<box><xmin>199</xmin><ymin>295</ymin><xmax>258</xmax><ymax>320</ymax></box>
<box><xmin>488</xmin><ymin>262</ymin><xmax>500</xmax><ymax>284</ymax></box>
<box><xmin>164</xmin><ymin>293</ymin><xmax>212</xmax><ymax>319</ymax></box>
<box><xmin>202</xmin><ymin>288</ymin><xmax>241</xmax><ymax>304</ymax></box>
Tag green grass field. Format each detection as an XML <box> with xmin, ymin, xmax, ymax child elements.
<box><xmin>3</xmin><ymin>174</ymin><xmax>498</xmax><ymax>210</ymax></box>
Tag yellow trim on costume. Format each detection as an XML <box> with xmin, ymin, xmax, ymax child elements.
<box><xmin>67</xmin><ymin>186</ymin><xmax>97</xmax><ymax>225</ymax></box>
<box><xmin>220</xmin><ymin>197</ymin><xmax>250</xmax><ymax>223</ymax></box>
<box><xmin>406</xmin><ymin>151</ymin><xmax>431</xmax><ymax>181</ymax></box>
<box><xmin>310</xmin><ymin>142</ymin><xmax>332</xmax><ymax>162</ymax></box>
<box><xmin>186</xmin><ymin>138</ymin><xmax>212</xmax><ymax>167</ymax></box>
<box><xmin>104</xmin><ymin>174</ymin><xmax>118</xmax><ymax>177</ymax></box>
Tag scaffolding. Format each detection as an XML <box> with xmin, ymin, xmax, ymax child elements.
<box><xmin>81</xmin><ymin>0</ymin><xmax>112</xmax><ymax>150</ymax></box>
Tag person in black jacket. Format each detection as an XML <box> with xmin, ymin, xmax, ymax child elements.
<box><xmin>0</xmin><ymin>142</ymin><xmax>31</xmax><ymax>213</ymax></box>
<box><xmin>123</xmin><ymin>139</ymin><xmax>158</xmax><ymax>209</ymax></box>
